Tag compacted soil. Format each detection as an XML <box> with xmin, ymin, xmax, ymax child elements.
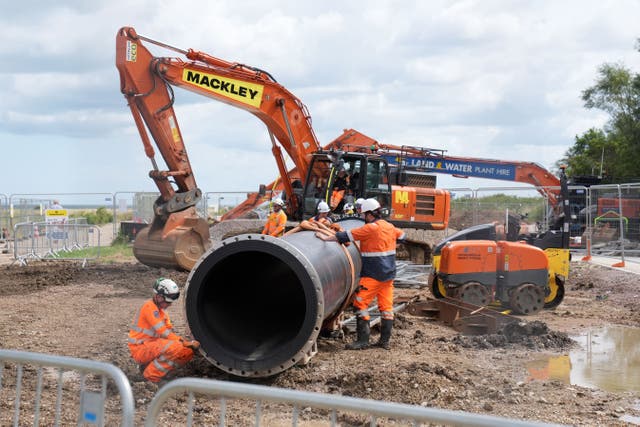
<box><xmin>0</xmin><ymin>259</ymin><xmax>639</xmax><ymax>426</ymax></box>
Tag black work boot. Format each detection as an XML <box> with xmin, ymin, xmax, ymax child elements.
<box><xmin>345</xmin><ymin>318</ymin><xmax>370</xmax><ymax>350</ymax></box>
<box><xmin>375</xmin><ymin>319</ymin><xmax>393</xmax><ymax>350</ymax></box>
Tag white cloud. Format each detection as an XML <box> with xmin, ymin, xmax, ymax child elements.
<box><xmin>1</xmin><ymin>0</ymin><xmax>639</xmax><ymax>197</ymax></box>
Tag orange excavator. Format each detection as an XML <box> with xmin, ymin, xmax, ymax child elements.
<box><xmin>115</xmin><ymin>27</ymin><xmax>450</xmax><ymax>270</ymax></box>
<box><xmin>221</xmin><ymin>128</ymin><xmax>453</xmax><ymax>229</ymax></box>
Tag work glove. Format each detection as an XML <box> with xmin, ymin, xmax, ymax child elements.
<box><xmin>181</xmin><ymin>339</ymin><xmax>200</xmax><ymax>350</ymax></box>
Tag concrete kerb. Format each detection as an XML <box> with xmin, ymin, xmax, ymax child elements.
<box><xmin>579</xmin><ymin>256</ymin><xmax>640</xmax><ymax>275</ymax></box>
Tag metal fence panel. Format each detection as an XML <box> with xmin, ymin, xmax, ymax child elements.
<box><xmin>0</xmin><ymin>193</ymin><xmax>9</xmax><ymax>238</ymax></box>
<box><xmin>579</xmin><ymin>183</ymin><xmax>640</xmax><ymax>265</ymax></box>
<box><xmin>145</xmin><ymin>378</ymin><xmax>564</xmax><ymax>427</ymax></box>
<box><xmin>12</xmin><ymin>222</ymin><xmax>101</xmax><ymax>266</ymax></box>
<box><xmin>204</xmin><ymin>191</ymin><xmax>272</xmax><ymax>221</ymax></box>
<box><xmin>0</xmin><ymin>349</ymin><xmax>134</xmax><ymax>427</ymax></box>
<box><xmin>461</xmin><ymin>186</ymin><xmax>550</xmax><ymax>233</ymax></box>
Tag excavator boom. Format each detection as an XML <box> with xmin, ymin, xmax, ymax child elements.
<box><xmin>116</xmin><ymin>27</ymin><xmax>321</xmax><ymax>269</ymax></box>
<box><xmin>329</xmin><ymin>129</ymin><xmax>562</xmax><ymax>205</ymax></box>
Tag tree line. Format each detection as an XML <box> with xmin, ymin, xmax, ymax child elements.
<box><xmin>556</xmin><ymin>39</ymin><xmax>640</xmax><ymax>184</ymax></box>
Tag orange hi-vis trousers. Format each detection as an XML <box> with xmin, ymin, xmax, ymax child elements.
<box><xmin>129</xmin><ymin>339</ymin><xmax>194</xmax><ymax>383</ymax></box>
<box><xmin>351</xmin><ymin>276</ymin><xmax>395</xmax><ymax>321</ymax></box>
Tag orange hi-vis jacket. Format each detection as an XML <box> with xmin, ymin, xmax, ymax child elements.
<box><xmin>336</xmin><ymin>219</ymin><xmax>405</xmax><ymax>281</ymax></box>
<box><xmin>128</xmin><ymin>299</ymin><xmax>180</xmax><ymax>346</ymax></box>
<box><xmin>336</xmin><ymin>219</ymin><xmax>405</xmax><ymax>321</ymax></box>
<box><xmin>262</xmin><ymin>210</ymin><xmax>287</xmax><ymax>237</ymax></box>
<box><xmin>128</xmin><ymin>299</ymin><xmax>193</xmax><ymax>383</ymax></box>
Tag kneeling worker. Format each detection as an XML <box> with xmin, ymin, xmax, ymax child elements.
<box><xmin>128</xmin><ymin>278</ymin><xmax>200</xmax><ymax>383</ymax></box>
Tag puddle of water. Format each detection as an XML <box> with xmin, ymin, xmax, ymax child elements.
<box><xmin>526</xmin><ymin>325</ymin><xmax>640</xmax><ymax>393</ymax></box>
<box><xmin>569</xmin><ymin>325</ymin><xmax>640</xmax><ymax>393</ymax></box>
<box><xmin>526</xmin><ymin>355</ymin><xmax>571</xmax><ymax>384</ymax></box>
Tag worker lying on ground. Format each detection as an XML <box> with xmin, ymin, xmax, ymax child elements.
<box><xmin>315</xmin><ymin>198</ymin><xmax>405</xmax><ymax>350</ymax></box>
<box><xmin>128</xmin><ymin>278</ymin><xmax>200</xmax><ymax>384</ymax></box>
<box><xmin>261</xmin><ymin>198</ymin><xmax>287</xmax><ymax>237</ymax></box>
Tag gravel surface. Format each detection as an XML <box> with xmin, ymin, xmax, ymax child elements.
<box><xmin>0</xmin><ymin>259</ymin><xmax>639</xmax><ymax>426</ymax></box>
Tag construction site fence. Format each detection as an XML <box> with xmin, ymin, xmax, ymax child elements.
<box><xmin>11</xmin><ymin>221</ymin><xmax>101</xmax><ymax>266</ymax></box>
<box><xmin>0</xmin><ymin>350</ymin><xmax>560</xmax><ymax>427</ymax></box>
<box><xmin>578</xmin><ymin>183</ymin><xmax>640</xmax><ymax>268</ymax></box>
<box><xmin>0</xmin><ymin>349</ymin><xmax>134</xmax><ymax>427</ymax></box>
<box><xmin>3</xmin><ymin>185</ymin><xmax>640</xmax><ymax>264</ymax></box>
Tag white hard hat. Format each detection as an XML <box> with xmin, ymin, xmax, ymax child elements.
<box><xmin>273</xmin><ymin>198</ymin><xmax>285</xmax><ymax>206</ymax></box>
<box><xmin>360</xmin><ymin>198</ymin><xmax>381</xmax><ymax>214</ymax></box>
<box><xmin>317</xmin><ymin>201</ymin><xmax>330</xmax><ymax>213</ymax></box>
<box><xmin>153</xmin><ymin>278</ymin><xmax>180</xmax><ymax>302</ymax></box>
<box><xmin>343</xmin><ymin>203</ymin><xmax>354</xmax><ymax>213</ymax></box>
<box><xmin>355</xmin><ymin>198</ymin><xmax>365</xmax><ymax>207</ymax></box>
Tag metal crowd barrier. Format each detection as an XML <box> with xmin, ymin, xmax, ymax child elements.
<box><xmin>577</xmin><ymin>183</ymin><xmax>640</xmax><ymax>267</ymax></box>
<box><xmin>0</xmin><ymin>349</ymin><xmax>134</xmax><ymax>427</ymax></box>
<box><xmin>146</xmin><ymin>378</ymin><xmax>563</xmax><ymax>427</ymax></box>
<box><xmin>394</xmin><ymin>261</ymin><xmax>431</xmax><ymax>288</ymax></box>
<box><xmin>12</xmin><ymin>222</ymin><xmax>101</xmax><ymax>266</ymax></box>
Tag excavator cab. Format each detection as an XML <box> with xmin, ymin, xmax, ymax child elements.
<box><xmin>302</xmin><ymin>151</ymin><xmax>392</xmax><ymax>218</ymax></box>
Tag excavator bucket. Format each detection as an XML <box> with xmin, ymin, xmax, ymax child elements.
<box><xmin>133</xmin><ymin>209</ymin><xmax>211</xmax><ymax>271</ymax></box>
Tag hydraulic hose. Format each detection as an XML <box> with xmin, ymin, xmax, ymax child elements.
<box><xmin>183</xmin><ymin>219</ymin><xmax>363</xmax><ymax>378</ymax></box>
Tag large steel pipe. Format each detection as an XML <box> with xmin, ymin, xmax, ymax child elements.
<box><xmin>183</xmin><ymin>219</ymin><xmax>362</xmax><ymax>378</ymax></box>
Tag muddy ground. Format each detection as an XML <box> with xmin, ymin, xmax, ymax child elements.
<box><xmin>0</xmin><ymin>259</ymin><xmax>639</xmax><ymax>426</ymax></box>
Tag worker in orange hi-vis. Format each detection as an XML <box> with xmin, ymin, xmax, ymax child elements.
<box><xmin>316</xmin><ymin>198</ymin><xmax>405</xmax><ymax>350</ymax></box>
<box><xmin>309</xmin><ymin>201</ymin><xmax>333</xmax><ymax>227</ymax></box>
<box><xmin>128</xmin><ymin>278</ymin><xmax>200</xmax><ymax>384</ymax></box>
<box><xmin>261</xmin><ymin>198</ymin><xmax>287</xmax><ymax>237</ymax></box>
<box><xmin>329</xmin><ymin>169</ymin><xmax>350</xmax><ymax>211</ymax></box>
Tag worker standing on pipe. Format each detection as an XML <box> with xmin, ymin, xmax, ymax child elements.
<box><xmin>317</xmin><ymin>198</ymin><xmax>405</xmax><ymax>350</ymax></box>
<box><xmin>261</xmin><ymin>198</ymin><xmax>287</xmax><ymax>237</ymax></box>
<box><xmin>309</xmin><ymin>201</ymin><xmax>333</xmax><ymax>227</ymax></box>
<box><xmin>128</xmin><ymin>278</ymin><xmax>200</xmax><ymax>384</ymax></box>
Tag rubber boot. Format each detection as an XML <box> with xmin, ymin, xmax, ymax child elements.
<box><xmin>345</xmin><ymin>318</ymin><xmax>370</xmax><ymax>350</ymax></box>
<box><xmin>375</xmin><ymin>319</ymin><xmax>393</xmax><ymax>350</ymax></box>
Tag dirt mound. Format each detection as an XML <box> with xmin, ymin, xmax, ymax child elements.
<box><xmin>450</xmin><ymin>320</ymin><xmax>575</xmax><ymax>350</ymax></box>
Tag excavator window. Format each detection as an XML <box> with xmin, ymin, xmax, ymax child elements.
<box><xmin>365</xmin><ymin>160</ymin><xmax>390</xmax><ymax>191</ymax></box>
<box><xmin>363</xmin><ymin>159</ymin><xmax>392</xmax><ymax>216</ymax></box>
<box><xmin>302</xmin><ymin>156</ymin><xmax>334</xmax><ymax>217</ymax></box>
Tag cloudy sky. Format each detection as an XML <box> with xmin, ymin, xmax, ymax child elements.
<box><xmin>2</xmin><ymin>0</ymin><xmax>639</xmax><ymax>202</ymax></box>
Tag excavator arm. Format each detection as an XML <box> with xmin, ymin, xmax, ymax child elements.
<box><xmin>327</xmin><ymin>129</ymin><xmax>562</xmax><ymax>206</ymax></box>
<box><xmin>116</xmin><ymin>27</ymin><xmax>320</xmax><ymax>269</ymax></box>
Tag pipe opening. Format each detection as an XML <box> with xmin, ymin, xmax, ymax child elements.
<box><xmin>185</xmin><ymin>239</ymin><xmax>321</xmax><ymax>375</ymax></box>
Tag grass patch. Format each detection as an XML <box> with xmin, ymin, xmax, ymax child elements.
<box><xmin>56</xmin><ymin>242</ymin><xmax>134</xmax><ymax>263</ymax></box>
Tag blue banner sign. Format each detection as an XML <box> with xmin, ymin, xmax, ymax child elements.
<box><xmin>381</xmin><ymin>155</ymin><xmax>517</xmax><ymax>181</ymax></box>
